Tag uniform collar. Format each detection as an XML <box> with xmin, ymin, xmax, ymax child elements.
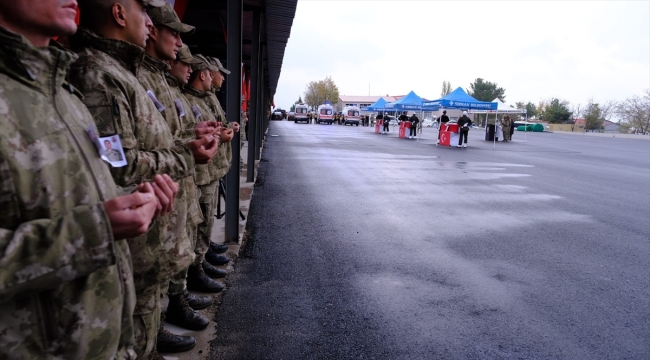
<box><xmin>185</xmin><ymin>85</ymin><xmax>210</xmax><ymax>98</ymax></box>
<box><xmin>165</xmin><ymin>72</ymin><xmax>184</xmax><ymax>89</ymax></box>
<box><xmin>70</xmin><ymin>27</ymin><xmax>145</xmax><ymax>75</ymax></box>
<box><xmin>0</xmin><ymin>25</ymin><xmax>77</xmax><ymax>95</ymax></box>
<box><xmin>142</xmin><ymin>53</ymin><xmax>171</xmax><ymax>73</ymax></box>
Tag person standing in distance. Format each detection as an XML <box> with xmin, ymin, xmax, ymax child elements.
<box><xmin>0</xmin><ymin>0</ymin><xmax>163</xmax><ymax>358</ymax></box>
<box><xmin>375</xmin><ymin>112</ymin><xmax>383</xmax><ymax>133</ymax></box>
<box><xmin>437</xmin><ymin>110</ymin><xmax>450</xmax><ymax>143</ymax></box>
<box><xmin>501</xmin><ymin>115</ymin><xmax>512</xmax><ymax>142</ymax></box>
<box><xmin>409</xmin><ymin>113</ymin><xmax>419</xmax><ymax>139</ymax></box>
<box><xmin>399</xmin><ymin>111</ymin><xmax>408</xmax><ymax>125</ymax></box>
<box><xmin>457</xmin><ymin>111</ymin><xmax>472</xmax><ymax>148</ymax></box>
<box><xmin>382</xmin><ymin>113</ymin><xmax>390</xmax><ymax>134</ymax></box>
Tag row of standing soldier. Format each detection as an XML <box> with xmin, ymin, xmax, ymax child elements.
<box><xmin>0</xmin><ymin>0</ymin><xmax>241</xmax><ymax>359</ymax></box>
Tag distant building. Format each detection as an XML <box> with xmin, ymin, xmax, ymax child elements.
<box><xmin>603</xmin><ymin>120</ymin><xmax>621</xmax><ymax>133</ymax></box>
<box><xmin>336</xmin><ymin>95</ymin><xmax>398</xmax><ymax>112</ymax></box>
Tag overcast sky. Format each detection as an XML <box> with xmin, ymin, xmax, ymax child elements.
<box><xmin>274</xmin><ymin>1</ymin><xmax>649</xmax><ymax>111</ymax></box>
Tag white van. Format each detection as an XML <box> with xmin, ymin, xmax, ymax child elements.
<box><xmin>317</xmin><ymin>104</ymin><xmax>334</xmax><ymax>125</ymax></box>
<box><xmin>341</xmin><ymin>106</ymin><xmax>361</xmax><ymax>126</ymax></box>
<box><xmin>294</xmin><ymin>104</ymin><xmax>309</xmax><ymax>123</ymax></box>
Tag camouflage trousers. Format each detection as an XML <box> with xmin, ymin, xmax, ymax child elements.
<box><xmin>132</xmin><ymin>281</ymin><xmax>163</xmax><ymax>359</ymax></box>
<box><xmin>163</xmin><ymin>180</ymin><xmax>196</xmax><ymax>276</ymax></box>
<box><xmin>196</xmin><ymin>180</ymin><xmax>220</xmax><ymax>264</ymax></box>
<box><xmin>168</xmin><ymin>225</ymin><xmax>197</xmax><ymax>295</ymax></box>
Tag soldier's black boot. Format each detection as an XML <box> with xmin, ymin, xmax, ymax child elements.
<box><xmin>156</xmin><ymin>320</ymin><xmax>195</xmax><ymax>353</ymax></box>
<box><xmin>210</xmin><ymin>242</ymin><xmax>229</xmax><ymax>254</ymax></box>
<box><xmin>187</xmin><ymin>264</ymin><xmax>225</xmax><ymax>293</ymax></box>
<box><xmin>184</xmin><ymin>289</ymin><xmax>212</xmax><ymax>310</ymax></box>
<box><xmin>165</xmin><ymin>292</ymin><xmax>209</xmax><ymax>330</ymax></box>
<box><xmin>202</xmin><ymin>261</ymin><xmax>227</xmax><ymax>278</ymax></box>
<box><xmin>205</xmin><ymin>247</ymin><xmax>230</xmax><ymax>266</ymax></box>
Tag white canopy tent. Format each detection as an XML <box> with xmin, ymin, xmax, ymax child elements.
<box><xmin>469</xmin><ymin>98</ymin><xmax>529</xmax><ymax>143</ymax></box>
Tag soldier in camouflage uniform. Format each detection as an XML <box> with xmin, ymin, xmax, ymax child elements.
<box><xmin>0</xmin><ymin>1</ymin><xmax>162</xmax><ymax>358</ymax></box>
<box><xmin>205</xmin><ymin>56</ymin><xmax>241</xmax><ymax>265</ymax></box>
<box><xmin>139</xmin><ymin>4</ymin><xmax>217</xmax><ymax>340</ymax></box>
<box><xmin>69</xmin><ymin>0</ymin><xmax>220</xmax><ymax>357</ymax></box>
<box><xmin>167</xmin><ymin>47</ymin><xmax>229</xmax><ymax>280</ymax></box>
<box><xmin>182</xmin><ymin>55</ymin><xmax>233</xmax><ymax>292</ymax></box>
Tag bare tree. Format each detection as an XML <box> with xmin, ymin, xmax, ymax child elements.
<box><xmin>570</xmin><ymin>103</ymin><xmax>582</xmax><ymax>131</ymax></box>
<box><xmin>440</xmin><ymin>81</ymin><xmax>452</xmax><ymax>97</ymax></box>
<box><xmin>304</xmin><ymin>76</ymin><xmax>340</xmax><ymax>109</ymax></box>
<box><xmin>617</xmin><ymin>89</ymin><xmax>650</xmax><ymax>134</ymax></box>
<box><xmin>599</xmin><ymin>99</ymin><xmax>617</xmax><ymax>123</ymax></box>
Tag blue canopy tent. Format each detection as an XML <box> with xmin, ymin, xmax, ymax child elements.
<box><xmin>422</xmin><ymin>87</ymin><xmax>497</xmax><ymax>111</ymax></box>
<box><xmin>384</xmin><ymin>91</ymin><xmax>440</xmax><ymax>137</ymax></box>
<box><xmin>386</xmin><ymin>91</ymin><xmax>426</xmax><ymax>110</ymax></box>
<box><xmin>365</xmin><ymin>97</ymin><xmax>390</xmax><ymax>112</ymax></box>
<box><xmin>422</xmin><ymin>88</ymin><xmax>499</xmax><ymax>147</ymax></box>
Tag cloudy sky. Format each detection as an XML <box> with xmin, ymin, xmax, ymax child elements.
<box><xmin>274</xmin><ymin>1</ymin><xmax>649</xmax><ymax>111</ymax></box>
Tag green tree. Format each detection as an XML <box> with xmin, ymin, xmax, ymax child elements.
<box><xmin>542</xmin><ymin>98</ymin><xmax>573</xmax><ymax>124</ymax></box>
<box><xmin>525</xmin><ymin>102</ymin><xmax>537</xmax><ymax>119</ymax></box>
<box><xmin>467</xmin><ymin>78</ymin><xmax>506</xmax><ymax>102</ymax></box>
<box><xmin>290</xmin><ymin>95</ymin><xmax>304</xmax><ymax>112</ymax></box>
<box><xmin>583</xmin><ymin>99</ymin><xmax>604</xmax><ymax>132</ymax></box>
<box><xmin>617</xmin><ymin>89</ymin><xmax>650</xmax><ymax>134</ymax></box>
<box><xmin>304</xmin><ymin>76</ymin><xmax>339</xmax><ymax>108</ymax></box>
<box><xmin>441</xmin><ymin>81</ymin><xmax>452</xmax><ymax>97</ymax></box>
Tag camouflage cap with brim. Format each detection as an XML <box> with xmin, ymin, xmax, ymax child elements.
<box><xmin>191</xmin><ymin>54</ymin><xmax>219</xmax><ymax>72</ymax></box>
<box><xmin>147</xmin><ymin>3</ymin><xmax>195</xmax><ymax>35</ymax></box>
<box><xmin>207</xmin><ymin>57</ymin><xmax>231</xmax><ymax>75</ymax></box>
<box><xmin>177</xmin><ymin>45</ymin><xmax>202</xmax><ymax>64</ymax></box>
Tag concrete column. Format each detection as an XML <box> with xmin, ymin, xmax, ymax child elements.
<box><xmin>225</xmin><ymin>0</ymin><xmax>242</xmax><ymax>244</ymax></box>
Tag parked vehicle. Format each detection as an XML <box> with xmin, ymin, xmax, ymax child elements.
<box><xmin>317</xmin><ymin>104</ymin><xmax>334</xmax><ymax>124</ymax></box>
<box><xmin>276</xmin><ymin>108</ymin><xmax>287</xmax><ymax>119</ymax></box>
<box><xmin>294</xmin><ymin>104</ymin><xmax>309</xmax><ymax>123</ymax></box>
<box><xmin>342</xmin><ymin>106</ymin><xmax>361</xmax><ymax>126</ymax></box>
<box><xmin>271</xmin><ymin>110</ymin><xmax>283</xmax><ymax>120</ymax></box>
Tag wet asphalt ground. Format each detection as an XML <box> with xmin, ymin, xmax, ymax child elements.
<box><xmin>210</xmin><ymin>122</ymin><xmax>650</xmax><ymax>360</ymax></box>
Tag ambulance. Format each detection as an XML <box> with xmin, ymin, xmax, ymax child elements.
<box><xmin>317</xmin><ymin>104</ymin><xmax>334</xmax><ymax>125</ymax></box>
<box><xmin>294</xmin><ymin>104</ymin><xmax>309</xmax><ymax>123</ymax></box>
<box><xmin>341</xmin><ymin>106</ymin><xmax>361</xmax><ymax>126</ymax></box>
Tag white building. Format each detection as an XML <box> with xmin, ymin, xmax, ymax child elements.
<box><xmin>336</xmin><ymin>95</ymin><xmax>398</xmax><ymax>113</ymax></box>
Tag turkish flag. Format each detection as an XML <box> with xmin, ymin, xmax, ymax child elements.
<box><xmin>440</xmin><ymin>131</ymin><xmax>451</xmax><ymax>146</ymax></box>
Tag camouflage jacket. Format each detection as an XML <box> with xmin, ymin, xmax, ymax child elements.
<box><xmin>0</xmin><ymin>27</ymin><xmax>136</xmax><ymax>359</ymax></box>
<box><xmin>68</xmin><ymin>27</ymin><xmax>193</xmax><ymax>311</ymax></box>
<box><xmin>165</xmin><ymin>74</ymin><xmax>198</xmax><ymax>139</ymax></box>
<box><xmin>68</xmin><ymin>28</ymin><xmax>194</xmax><ymax>186</ymax></box>
<box><xmin>164</xmin><ymin>74</ymin><xmax>203</xmax><ymax>228</ymax></box>
<box><xmin>183</xmin><ymin>85</ymin><xmax>219</xmax><ymax>185</ymax></box>
<box><xmin>184</xmin><ymin>85</ymin><xmax>230</xmax><ymax>184</ymax></box>
<box><xmin>209</xmin><ymin>87</ymin><xmax>233</xmax><ymax>179</ymax></box>
<box><xmin>136</xmin><ymin>55</ymin><xmax>200</xmax><ymax>273</ymax></box>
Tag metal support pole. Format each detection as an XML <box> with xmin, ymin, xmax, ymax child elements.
<box><xmin>255</xmin><ymin>49</ymin><xmax>264</xmax><ymax>160</ymax></box>
<box><xmin>225</xmin><ymin>0</ymin><xmax>242</xmax><ymax>243</ymax></box>
<box><xmin>247</xmin><ymin>10</ymin><xmax>260</xmax><ymax>182</ymax></box>
<box><xmin>257</xmin><ymin>83</ymin><xmax>269</xmax><ymax>153</ymax></box>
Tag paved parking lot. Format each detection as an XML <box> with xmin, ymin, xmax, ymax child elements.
<box><xmin>210</xmin><ymin>121</ymin><xmax>650</xmax><ymax>359</ymax></box>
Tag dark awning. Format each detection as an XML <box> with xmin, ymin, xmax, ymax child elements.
<box><xmin>179</xmin><ymin>0</ymin><xmax>297</xmax><ymax>100</ymax></box>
